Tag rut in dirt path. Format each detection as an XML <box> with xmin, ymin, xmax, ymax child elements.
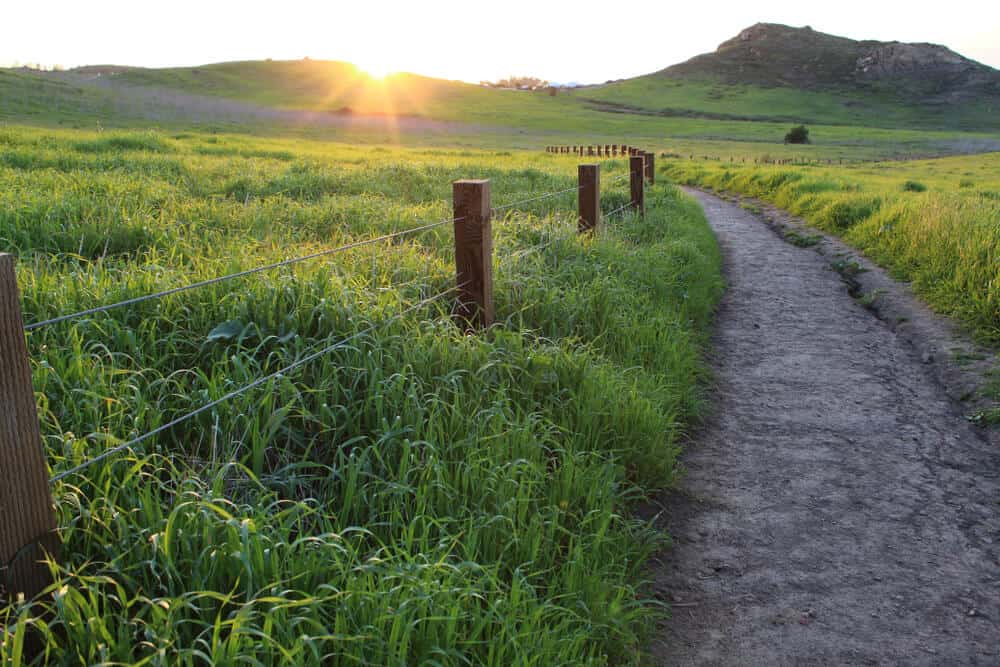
<box><xmin>649</xmin><ymin>189</ymin><xmax>1000</xmax><ymax>666</ymax></box>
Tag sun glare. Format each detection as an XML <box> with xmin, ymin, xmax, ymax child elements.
<box><xmin>360</xmin><ymin>62</ymin><xmax>394</xmax><ymax>80</ymax></box>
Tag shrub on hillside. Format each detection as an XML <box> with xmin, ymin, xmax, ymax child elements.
<box><xmin>902</xmin><ymin>180</ymin><xmax>927</xmax><ymax>192</ymax></box>
<box><xmin>816</xmin><ymin>196</ymin><xmax>882</xmax><ymax>230</ymax></box>
<box><xmin>784</xmin><ymin>125</ymin><xmax>810</xmax><ymax>144</ymax></box>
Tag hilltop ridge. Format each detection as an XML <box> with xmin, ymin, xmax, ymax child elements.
<box><xmin>663</xmin><ymin>23</ymin><xmax>1000</xmax><ymax>104</ymax></box>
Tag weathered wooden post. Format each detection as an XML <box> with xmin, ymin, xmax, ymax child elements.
<box><xmin>452</xmin><ymin>181</ymin><xmax>493</xmax><ymax>330</ymax></box>
<box><xmin>605</xmin><ymin>144</ymin><xmax>611</xmax><ymax>157</ymax></box>
<box><xmin>629</xmin><ymin>155</ymin><xmax>645</xmax><ymax>217</ymax></box>
<box><xmin>0</xmin><ymin>254</ymin><xmax>59</xmax><ymax>604</ymax></box>
<box><xmin>644</xmin><ymin>151</ymin><xmax>655</xmax><ymax>185</ymax></box>
<box><xmin>578</xmin><ymin>164</ymin><xmax>601</xmax><ymax>234</ymax></box>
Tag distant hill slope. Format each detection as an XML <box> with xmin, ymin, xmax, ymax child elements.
<box><xmin>3</xmin><ymin>26</ymin><xmax>999</xmax><ymax>136</ymax></box>
<box><xmin>577</xmin><ymin>23</ymin><xmax>1000</xmax><ymax>131</ymax></box>
<box><xmin>668</xmin><ymin>23</ymin><xmax>1000</xmax><ymax>103</ymax></box>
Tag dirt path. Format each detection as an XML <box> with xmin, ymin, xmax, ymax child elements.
<box><xmin>648</xmin><ymin>189</ymin><xmax>1000</xmax><ymax>666</ymax></box>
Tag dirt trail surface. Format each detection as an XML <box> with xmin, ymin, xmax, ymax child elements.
<box><xmin>649</xmin><ymin>189</ymin><xmax>1000</xmax><ymax>666</ymax></box>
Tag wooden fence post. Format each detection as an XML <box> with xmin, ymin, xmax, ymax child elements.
<box><xmin>644</xmin><ymin>151</ymin><xmax>655</xmax><ymax>185</ymax></box>
<box><xmin>0</xmin><ymin>254</ymin><xmax>59</xmax><ymax>604</ymax></box>
<box><xmin>605</xmin><ymin>144</ymin><xmax>610</xmax><ymax>157</ymax></box>
<box><xmin>452</xmin><ymin>181</ymin><xmax>493</xmax><ymax>330</ymax></box>
<box><xmin>578</xmin><ymin>164</ymin><xmax>600</xmax><ymax>234</ymax></box>
<box><xmin>629</xmin><ymin>155</ymin><xmax>645</xmax><ymax>217</ymax></box>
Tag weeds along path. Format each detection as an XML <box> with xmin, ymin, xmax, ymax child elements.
<box><xmin>650</xmin><ymin>188</ymin><xmax>1000</xmax><ymax>665</ymax></box>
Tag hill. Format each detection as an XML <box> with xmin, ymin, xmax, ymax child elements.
<box><xmin>670</xmin><ymin>23</ymin><xmax>1000</xmax><ymax>102</ymax></box>
<box><xmin>3</xmin><ymin>26</ymin><xmax>1000</xmax><ymax>148</ymax></box>
<box><xmin>575</xmin><ymin>23</ymin><xmax>1000</xmax><ymax>131</ymax></box>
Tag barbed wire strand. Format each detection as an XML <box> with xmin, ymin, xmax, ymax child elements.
<box><xmin>49</xmin><ymin>285</ymin><xmax>463</xmax><ymax>485</ymax></box>
<box><xmin>25</xmin><ymin>216</ymin><xmax>462</xmax><ymax>332</ymax></box>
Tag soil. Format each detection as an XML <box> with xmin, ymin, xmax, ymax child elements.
<box><xmin>646</xmin><ymin>188</ymin><xmax>1000</xmax><ymax>666</ymax></box>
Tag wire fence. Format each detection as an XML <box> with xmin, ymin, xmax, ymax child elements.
<box><xmin>2</xmin><ymin>152</ymin><xmax>654</xmax><ymax>597</ymax></box>
<box><xmin>49</xmin><ymin>284</ymin><xmax>464</xmax><ymax>484</ymax></box>
<box><xmin>38</xmin><ymin>169</ymin><xmax>642</xmax><ymax>485</ymax></box>
<box><xmin>24</xmin><ymin>216</ymin><xmax>462</xmax><ymax>332</ymax></box>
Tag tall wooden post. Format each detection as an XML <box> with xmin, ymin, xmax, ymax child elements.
<box><xmin>578</xmin><ymin>164</ymin><xmax>601</xmax><ymax>234</ymax></box>
<box><xmin>644</xmin><ymin>151</ymin><xmax>655</xmax><ymax>185</ymax></box>
<box><xmin>0</xmin><ymin>254</ymin><xmax>59</xmax><ymax>603</ymax></box>
<box><xmin>452</xmin><ymin>181</ymin><xmax>493</xmax><ymax>330</ymax></box>
<box><xmin>629</xmin><ymin>156</ymin><xmax>645</xmax><ymax>217</ymax></box>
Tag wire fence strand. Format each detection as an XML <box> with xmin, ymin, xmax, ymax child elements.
<box><xmin>39</xmin><ymin>174</ymin><xmax>639</xmax><ymax>483</ymax></box>
<box><xmin>25</xmin><ymin>216</ymin><xmax>462</xmax><ymax>332</ymax></box>
<box><xmin>605</xmin><ymin>202</ymin><xmax>633</xmax><ymax>218</ymax></box>
<box><xmin>49</xmin><ymin>285</ymin><xmax>463</xmax><ymax>484</ymax></box>
<box><xmin>491</xmin><ymin>185</ymin><xmax>582</xmax><ymax>214</ymax></box>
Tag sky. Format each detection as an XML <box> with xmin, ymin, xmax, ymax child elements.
<box><xmin>3</xmin><ymin>0</ymin><xmax>999</xmax><ymax>83</ymax></box>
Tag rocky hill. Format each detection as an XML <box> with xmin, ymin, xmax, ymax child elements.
<box><xmin>663</xmin><ymin>23</ymin><xmax>1000</xmax><ymax>105</ymax></box>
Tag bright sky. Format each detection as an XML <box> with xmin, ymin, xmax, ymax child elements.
<box><xmin>4</xmin><ymin>1</ymin><xmax>999</xmax><ymax>83</ymax></box>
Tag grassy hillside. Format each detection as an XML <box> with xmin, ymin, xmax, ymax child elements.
<box><xmin>0</xmin><ymin>125</ymin><xmax>722</xmax><ymax>664</ymax></box>
<box><xmin>619</xmin><ymin>23</ymin><xmax>1000</xmax><ymax>131</ymax></box>
<box><xmin>572</xmin><ymin>75</ymin><xmax>1000</xmax><ymax>130</ymax></box>
<box><xmin>4</xmin><ymin>62</ymin><xmax>999</xmax><ymax>159</ymax></box>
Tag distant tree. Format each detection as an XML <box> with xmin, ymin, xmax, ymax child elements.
<box><xmin>784</xmin><ymin>125</ymin><xmax>810</xmax><ymax>144</ymax></box>
<box><xmin>482</xmin><ymin>76</ymin><xmax>550</xmax><ymax>90</ymax></box>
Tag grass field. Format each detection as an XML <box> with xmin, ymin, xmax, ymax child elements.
<box><xmin>4</xmin><ymin>63</ymin><xmax>1000</xmax><ymax>159</ymax></box>
<box><xmin>0</xmin><ymin>125</ymin><xmax>722</xmax><ymax>664</ymax></box>
<box><xmin>570</xmin><ymin>75</ymin><xmax>1000</xmax><ymax>131</ymax></box>
<box><xmin>2</xmin><ymin>48</ymin><xmax>999</xmax><ymax>662</ymax></box>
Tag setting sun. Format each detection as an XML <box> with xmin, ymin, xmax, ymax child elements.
<box><xmin>359</xmin><ymin>63</ymin><xmax>395</xmax><ymax>80</ymax></box>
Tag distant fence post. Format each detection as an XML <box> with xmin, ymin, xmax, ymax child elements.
<box><xmin>452</xmin><ymin>181</ymin><xmax>494</xmax><ymax>330</ymax></box>
<box><xmin>605</xmin><ymin>144</ymin><xmax>610</xmax><ymax>157</ymax></box>
<box><xmin>644</xmin><ymin>151</ymin><xmax>655</xmax><ymax>185</ymax></box>
<box><xmin>0</xmin><ymin>254</ymin><xmax>59</xmax><ymax>604</ymax></box>
<box><xmin>629</xmin><ymin>156</ymin><xmax>645</xmax><ymax>217</ymax></box>
<box><xmin>578</xmin><ymin>164</ymin><xmax>601</xmax><ymax>234</ymax></box>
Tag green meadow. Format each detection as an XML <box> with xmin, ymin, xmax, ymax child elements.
<box><xmin>4</xmin><ymin>62</ymin><xmax>1000</xmax><ymax>157</ymax></box>
<box><xmin>0</xmin><ymin>125</ymin><xmax>722</xmax><ymax>664</ymax></box>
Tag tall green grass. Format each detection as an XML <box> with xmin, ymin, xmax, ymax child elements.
<box><xmin>1</xmin><ymin>127</ymin><xmax>722</xmax><ymax>664</ymax></box>
<box><xmin>666</xmin><ymin>153</ymin><xmax>1000</xmax><ymax>344</ymax></box>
